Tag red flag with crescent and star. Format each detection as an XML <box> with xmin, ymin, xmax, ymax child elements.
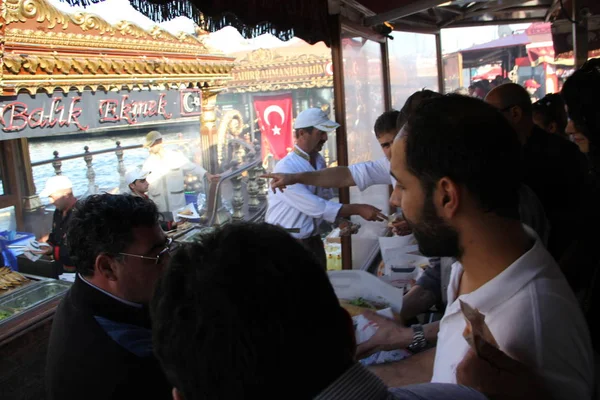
<box><xmin>253</xmin><ymin>94</ymin><xmax>293</xmax><ymax>160</ymax></box>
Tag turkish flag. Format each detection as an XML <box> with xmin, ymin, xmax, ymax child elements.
<box><xmin>253</xmin><ymin>94</ymin><xmax>293</xmax><ymax>160</ymax></box>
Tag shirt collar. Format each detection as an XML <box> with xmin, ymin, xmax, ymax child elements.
<box><xmin>78</xmin><ymin>273</ymin><xmax>143</xmax><ymax>309</ymax></box>
<box><xmin>293</xmin><ymin>145</ymin><xmax>311</xmax><ymax>162</ymax></box>
<box><xmin>446</xmin><ymin>225</ymin><xmax>552</xmax><ymax>316</ymax></box>
<box><xmin>314</xmin><ymin>363</ymin><xmax>390</xmax><ymax>400</ymax></box>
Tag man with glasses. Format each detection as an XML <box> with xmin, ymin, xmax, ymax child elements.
<box><xmin>46</xmin><ymin>194</ymin><xmax>177</xmax><ymax>400</ymax></box>
<box><xmin>485</xmin><ymin>83</ymin><xmax>587</xmax><ymax>261</ymax></box>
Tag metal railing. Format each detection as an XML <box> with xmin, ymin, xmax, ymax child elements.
<box><xmin>31</xmin><ymin>137</ymin><xmax>268</xmax><ymax>227</ymax></box>
<box><xmin>31</xmin><ymin>141</ymin><xmax>143</xmax><ymax>195</ymax></box>
<box><xmin>203</xmin><ymin>139</ymin><xmax>268</xmax><ymax>226</ymax></box>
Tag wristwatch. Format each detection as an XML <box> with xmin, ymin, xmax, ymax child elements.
<box><xmin>407</xmin><ymin>324</ymin><xmax>427</xmax><ymax>353</ymax></box>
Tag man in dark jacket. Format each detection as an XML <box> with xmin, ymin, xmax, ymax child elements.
<box><xmin>46</xmin><ymin>194</ymin><xmax>175</xmax><ymax>400</ymax></box>
<box><xmin>485</xmin><ymin>83</ymin><xmax>588</xmax><ymax>260</ymax></box>
<box><xmin>38</xmin><ymin>175</ymin><xmax>77</xmax><ymax>271</ymax></box>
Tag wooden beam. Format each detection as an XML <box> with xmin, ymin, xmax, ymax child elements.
<box><xmin>365</xmin><ymin>0</ymin><xmax>453</xmax><ymax>27</ymax></box>
<box><xmin>330</xmin><ymin>14</ymin><xmax>353</xmax><ymax>270</ymax></box>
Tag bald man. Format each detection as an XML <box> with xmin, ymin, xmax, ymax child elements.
<box><xmin>485</xmin><ymin>83</ymin><xmax>587</xmax><ymax>260</ymax></box>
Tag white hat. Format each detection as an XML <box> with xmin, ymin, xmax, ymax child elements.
<box><xmin>294</xmin><ymin>108</ymin><xmax>340</xmax><ymax>132</ymax></box>
<box><xmin>40</xmin><ymin>175</ymin><xmax>73</xmax><ymax>197</ymax></box>
<box><xmin>144</xmin><ymin>130</ymin><xmax>163</xmax><ymax>148</ymax></box>
<box><xmin>125</xmin><ymin>168</ymin><xmax>150</xmax><ymax>185</ymax></box>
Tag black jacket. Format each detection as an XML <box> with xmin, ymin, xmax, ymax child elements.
<box><xmin>523</xmin><ymin>126</ymin><xmax>588</xmax><ymax>259</ymax></box>
<box><xmin>47</xmin><ymin>206</ymin><xmax>75</xmax><ymax>270</ymax></box>
<box><xmin>46</xmin><ymin>276</ymin><xmax>171</xmax><ymax>400</ymax></box>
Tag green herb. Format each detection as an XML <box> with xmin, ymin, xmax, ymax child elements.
<box><xmin>0</xmin><ymin>310</ymin><xmax>13</xmax><ymax>321</ymax></box>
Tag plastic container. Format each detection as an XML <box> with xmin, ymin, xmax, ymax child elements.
<box><xmin>328</xmin><ymin>270</ymin><xmax>404</xmax><ymax>314</ymax></box>
<box><xmin>0</xmin><ymin>231</ymin><xmax>35</xmax><ymax>270</ymax></box>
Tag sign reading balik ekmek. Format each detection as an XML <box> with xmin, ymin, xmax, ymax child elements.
<box><xmin>0</xmin><ymin>88</ymin><xmax>202</xmax><ymax>140</ymax></box>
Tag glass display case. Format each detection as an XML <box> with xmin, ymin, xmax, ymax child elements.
<box><xmin>0</xmin><ymin>276</ymin><xmax>71</xmax><ymax>327</ymax></box>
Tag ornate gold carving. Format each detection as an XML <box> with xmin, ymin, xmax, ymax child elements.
<box><xmin>113</xmin><ymin>21</ymin><xmax>148</xmax><ymax>38</ymax></box>
<box><xmin>69</xmin><ymin>12</ymin><xmax>112</xmax><ymax>34</ymax></box>
<box><xmin>3</xmin><ymin>0</ymin><xmax>215</xmax><ymax>53</ymax></box>
<box><xmin>3</xmin><ymin>0</ymin><xmax>68</xmax><ymax>29</ymax></box>
<box><xmin>4</xmin><ymin>54</ymin><xmax>24</xmax><ymax>74</ymax></box>
<box><xmin>22</xmin><ymin>55</ymin><xmax>40</xmax><ymax>73</ymax></box>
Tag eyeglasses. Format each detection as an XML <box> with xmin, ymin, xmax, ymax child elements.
<box><xmin>118</xmin><ymin>237</ymin><xmax>180</xmax><ymax>265</ymax></box>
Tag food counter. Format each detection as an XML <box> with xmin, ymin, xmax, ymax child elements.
<box><xmin>0</xmin><ymin>270</ymin><xmax>71</xmax><ymax>400</ymax></box>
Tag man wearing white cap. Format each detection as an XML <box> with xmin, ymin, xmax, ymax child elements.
<box><xmin>39</xmin><ymin>175</ymin><xmax>77</xmax><ymax>272</ymax></box>
<box><xmin>125</xmin><ymin>167</ymin><xmax>178</xmax><ymax>231</ymax></box>
<box><xmin>142</xmin><ymin>131</ymin><xmax>219</xmax><ymax>214</ymax></box>
<box><xmin>265</xmin><ymin>108</ymin><xmax>387</xmax><ymax>268</ymax></box>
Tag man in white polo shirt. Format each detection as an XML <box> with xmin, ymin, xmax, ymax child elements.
<box><xmin>385</xmin><ymin>95</ymin><xmax>593</xmax><ymax>399</ymax></box>
<box><xmin>265</xmin><ymin>108</ymin><xmax>387</xmax><ymax>268</ymax></box>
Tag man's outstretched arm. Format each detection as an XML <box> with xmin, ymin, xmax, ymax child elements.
<box><xmin>263</xmin><ymin>167</ymin><xmax>356</xmax><ymax>192</ymax></box>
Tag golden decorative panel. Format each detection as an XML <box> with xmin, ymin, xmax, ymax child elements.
<box><xmin>1</xmin><ymin>0</ymin><xmax>217</xmax><ymax>51</ymax></box>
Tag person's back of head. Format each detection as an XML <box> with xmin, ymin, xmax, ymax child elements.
<box><xmin>151</xmin><ymin>222</ymin><xmax>354</xmax><ymax>400</ymax></box>
<box><xmin>398</xmin><ymin>89</ymin><xmax>442</xmax><ymax>129</ymax></box>
<box><xmin>485</xmin><ymin>83</ymin><xmax>534</xmax><ymax>139</ymax></box>
<box><xmin>404</xmin><ymin>95</ymin><xmax>522</xmax><ymax>221</ymax></box>
<box><xmin>532</xmin><ymin>93</ymin><xmax>568</xmax><ymax>136</ymax></box>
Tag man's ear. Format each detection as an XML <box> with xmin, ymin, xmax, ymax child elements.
<box><xmin>95</xmin><ymin>253</ymin><xmax>119</xmax><ymax>282</ymax></box>
<box><xmin>548</xmin><ymin>122</ymin><xmax>558</xmax><ymax>134</ymax></box>
<box><xmin>172</xmin><ymin>388</ymin><xmax>183</xmax><ymax>400</ymax></box>
<box><xmin>436</xmin><ymin>177</ymin><xmax>460</xmax><ymax>219</ymax></box>
<box><xmin>511</xmin><ymin>106</ymin><xmax>523</xmax><ymax>124</ymax></box>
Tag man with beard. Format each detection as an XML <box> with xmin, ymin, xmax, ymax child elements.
<box><xmin>265</xmin><ymin>108</ymin><xmax>386</xmax><ymax>268</ymax></box>
<box><xmin>358</xmin><ymin>96</ymin><xmax>592</xmax><ymax>400</ymax></box>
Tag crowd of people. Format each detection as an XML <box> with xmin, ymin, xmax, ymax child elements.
<box><xmin>37</xmin><ymin>58</ymin><xmax>600</xmax><ymax>400</ymax></box>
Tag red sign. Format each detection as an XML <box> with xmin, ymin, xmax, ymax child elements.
<box><xmin>253</xmin><ymin>94</ymin><xmax>293</xmax><ymax>160</ymax></box>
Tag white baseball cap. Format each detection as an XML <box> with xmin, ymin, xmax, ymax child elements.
<box><xmin>144</xmin><ymin>130</ymin><xmax>163</xmax><ymax>148</ymax></box>
<box><xmin>294</xmin><ymin>108</ymin><xmax>340</xmax><ymax>132</ymax></box>
<box><xmin>125</xmin><ymin>168</ymin><xmax>150</xmax><ymax>185</ymax></box>
<box><xmin>40</xmin><ymin>175</ymin><xmax>73</xmax><ymax>197</ymax></box>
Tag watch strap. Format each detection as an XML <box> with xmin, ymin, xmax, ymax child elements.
<box><xmin>407</xmin><ymin>324</ymin><xmax>427</xmax><ymax>353</ymax></box>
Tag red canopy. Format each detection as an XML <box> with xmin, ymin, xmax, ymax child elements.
<box><xmin>472</xmin><ymin>66</ymin><xmax>504</xmax><ymax>81</ymax></box>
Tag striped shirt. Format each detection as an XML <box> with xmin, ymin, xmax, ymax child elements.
<box><xmin>315</xmin><ymin>363</ymin><xmax>488</xmax><ymax>400</ymax></box>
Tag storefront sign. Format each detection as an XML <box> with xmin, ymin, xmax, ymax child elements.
<box><xmin>232</xmin><ymin>63</ymin><xmax>330</xmax><ymax>83</ymax></box>
<box><xmin>0</xmin><ymin>88</ymin><xmax>202</xmax><ymax>140</ymax></box>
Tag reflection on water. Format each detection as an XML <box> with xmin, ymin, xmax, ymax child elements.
<box><xmin>30</xmin><ymin>132</ymin><xmax>198</xmax><ymax>203</ymax></box>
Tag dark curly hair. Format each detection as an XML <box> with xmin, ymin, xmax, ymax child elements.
<box><xmin>151</xmin><ymin>222</ymin><xmax>353</xmax><ymax>400</ymax></box>
<box><xmin>67</xmin><ymin>194</ymin><xmax>159</xmax><ymax>276</ymax></box>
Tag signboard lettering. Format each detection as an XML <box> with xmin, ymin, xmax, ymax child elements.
<box><xmin>0</xmin><ymin>88</ymin><xmax>202</xmax><ymax>140</ymax></box>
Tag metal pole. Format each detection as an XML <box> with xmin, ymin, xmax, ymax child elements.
<box><xmin>572</xmin><ymin>0</ymin><xmax>588</xmax><ymax>69</ymax></box>
<box><xmin>435</xmin><ymin>33</ymin><xmax>444</xmax><ymax>93</ymax></box>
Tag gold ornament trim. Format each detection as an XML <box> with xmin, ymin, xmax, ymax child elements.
<box><xmin>2</xmin><ymin>0</ymin><xmax>213</xmax><ymax>50</ymax></box>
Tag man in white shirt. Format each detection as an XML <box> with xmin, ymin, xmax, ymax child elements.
<box><xmin>142</xmin><ymin>131</ymin><xmax>218</xmax><ymax>213</ymax></box>
<box><xmin>265</xmin><ymin>108</ymin><xmax>387</xmax><ymax>268</ymax></box>
<box><xmin>381</xmin><ymin>95</ymin><xmax>592</xmax><ymax>399</ymax></box>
